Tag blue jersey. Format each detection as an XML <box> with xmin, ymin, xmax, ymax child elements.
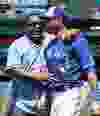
<box><xmin>44</xmin><ymin>33</ymin><xmax>95</xmax><ymax>86</ymax></box>
<box><xmin>45</xmin><ymin>39</ymin><xmax>64</xmax><ymax>79</ymax></box>
<box><xmin>45</xmin><ymin>38</ymin><xmax>81</xmax><ymax>89</ymax></box>
<box><xmin>64</xmin><ymin>32</ymin><xmax>96</xmax><ymax>80</ymax></box>
<box><xmin>43</xmin><ymin>39</ymin><xmax>65</xmax><ymax>90</ymax></box>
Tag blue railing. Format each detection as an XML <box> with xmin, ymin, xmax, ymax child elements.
<box><xmin>16</xmin><ymin>0</ymin><xmax>48</xmax><ymax>16</ymax></box>
<box><xmin>0</xmin><ymin>48</ymin><xmax>8</xmax><ymax>65</ymax></box>
<box><xmin>16</xmin><ymin>0</ymin><xmax>48</xmax><ymax>7</ymax></box>
<box><xmin>16</xmin><ymin>8</ymin><xmax>47</xmax><ymax>16</ymax></box>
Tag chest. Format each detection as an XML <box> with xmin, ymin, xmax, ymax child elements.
<box><xmin>64</xmin><ymin>43</ymin><xmax>80</xmax><ymax>74</ymax></box>
<box><xmin>47</xmin><ymin>46</ymin><xmax>64</xmax><ymax>60</ymax></box>
<box><xmin>46</xmin><ymin>40</ymin><xmax>64</xmax><ymax>64</ymax></box>
<box><xmin>21</xmin><ymin>48</ymin><xmax>44</xmax><ymax>64</ymax></box>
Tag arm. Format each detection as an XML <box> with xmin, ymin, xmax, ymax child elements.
<box><xmin>32</xmin><ymin>72</ymin><xmax>48</xmax><ymax>80</ymax></box>
<box><xmin>72</xmin><ymin>35</ymin><xmax>97</xmax><ymax>88</ymax></box>
<box><xmin>5</xmin><ymin>42</ymin><xmax>23</xmax><ymax>79</ymax></box>
<box><xmin>31</xmin><ymin>64</ymin><xmax>48</xmax><ymax>80</ymax></box>
<box><xmin>5</xmin><ymin>67</ymin><xmax>48</xmax><ymax>80</ymax></box>
<box><xmin>6</xmin><ymin>42</ymin><xmax>48</xmax><ymax>80</ymax></box>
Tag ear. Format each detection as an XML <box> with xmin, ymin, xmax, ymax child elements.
<box><xmin>64</xmin><ymin>27</ymin><xmax>80</xmax><ymax>40</ymax></box>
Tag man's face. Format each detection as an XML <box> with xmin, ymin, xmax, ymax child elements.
<box><xmin>48</xmin><ymin>16</ymin><xmax>64</xmax><ymax>39</ymax></box>
<box><xmin>27</xmin><ymin>16</ymin><xmax>48</xmax><ymax>45</ymax></box>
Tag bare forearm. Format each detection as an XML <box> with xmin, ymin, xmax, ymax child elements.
<box><xmin>5</xmin><ymin>68</ymin><xmax>48</xmax><ymax>80</ymax></box>
<box><xmin>32</xmin><ymin>72</ymin><xmax>48</xmax><ymax>80</ymax></box>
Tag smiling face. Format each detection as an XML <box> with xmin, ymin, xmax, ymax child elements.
<box><xmin>48</xmin><ymin>16</ymin><xmax>64</xmax><ymax>39</ymax></box>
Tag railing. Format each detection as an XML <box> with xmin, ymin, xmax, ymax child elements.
<box><xmin>16</xmin><ymin>8</ymin><xmax>47</xmax><ymax>16</ymax></box>
<box><xmin>16</xmin><ymin>0</ymin><xmax>48</xmax><ymax>16</ymax></box>
<box><xmin>0</xmin><ymin>55</ymin><xmax>7</xmax><ymax>65</ymax></box>
<box><xmin>0</xmin><ymin>48</ymin><xmax>7</xmax><ymax>65</ymax></box>
<box><xmin>16</xmin><ymin>0</ymin><xmax>48</xmax><ymax>7</ymax></box>
<box><xmin>96</xmin><ymin>81</ymin><xmax>100</xmax><ymax>104</ymax></box>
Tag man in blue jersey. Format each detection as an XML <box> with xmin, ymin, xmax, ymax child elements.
<box><xmin>47</xmin><ymin>7</ymin><xmax>97</xmax><ymax>116</ymax></box>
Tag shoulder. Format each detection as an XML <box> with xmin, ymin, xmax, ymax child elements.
<box><xmin>8</xmin><ymin>34</ymin><xmax>32</xmax><ymax>55</ymax></box>
<box><xmin>80</xmin><ymin>32</ymin><xmax>88</xmax><ymax>38</ymax></box>
<box><xmin>72</xmin><ymin>32</ymin><xmax>87</xmax><ymax>42</ymax></box>
<box><xmin>16</xmin><ymin>35</ymin><xmax>31</xmax><ymax>48</ymax></box>
<box><xmin>10</xmin><ymin>34</ymin><xmax>31</xmax><ymax>48</ymax></box>
<box><xmin>72</xmin><ymin>32</ymin><xmax>88</xmax><ymax>48</ymax></box>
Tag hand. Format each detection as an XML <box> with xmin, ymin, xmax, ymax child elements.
<box><xmin>88</xmin><ymin>72</ymin><xmax>97</xmax><ymax>89</ymax></box>
<box><xmin>88</xmin><ymin>72</ymin><xmax>97</xmax><ymax>80</ymax></box>
<box><xmin>96</xmin><ymin>104</ymin><xmax>100</xmax><ymax>114</ymax></box>
<box><xmin>32</xmin><ymin>64</ymin><xmax>48</xmax><ymax>72</ymax></box>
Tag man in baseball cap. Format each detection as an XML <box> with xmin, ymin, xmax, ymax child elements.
<box><xmin>47</xmin><ymin>6</ymin><xmax>96</xmax><ymax>116</ymax></box>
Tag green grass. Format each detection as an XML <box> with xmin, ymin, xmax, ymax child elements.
<box><xmin>0</xmin><ymin>96</ymin><xmax>9</xmax><ymax>112</ymax></box>
<box><xmin>80</xmin><ymin>112</ymin><xmax>93</xmax><ymax>116</ymax></box>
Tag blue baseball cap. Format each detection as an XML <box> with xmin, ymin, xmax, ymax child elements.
<box><xmin>48</xmin><ymin>6</ymin><xmax>64</xmax><ymax>16</ymax></box>
<box><xmin>54</xmin><ymin>7</ymin><xmax>64</xmax><ymax>16</ymax></box>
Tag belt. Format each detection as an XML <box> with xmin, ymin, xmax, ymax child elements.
<box><xmin>64</xmin><ymin>80</ymin><xmax>81</xmax><ymax>88</ymax></box>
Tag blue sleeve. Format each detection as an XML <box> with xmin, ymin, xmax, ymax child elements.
<box><xmin>72</xmin><ymin>37</ymin><xmax>96</xmax><ymax>73</ymax></box>
<box><xmin>7</xmin><ymin>43</ymin><xmax>21</xmax><ymax>65</ymax></box>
